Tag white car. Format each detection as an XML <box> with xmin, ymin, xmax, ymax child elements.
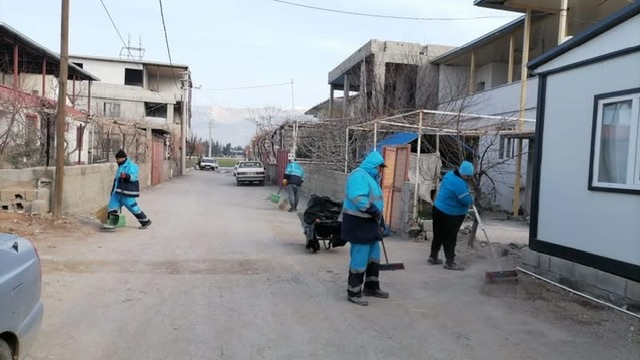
<box><xmin>235</xmin><ymin>161</ymin><xmax>266</xmax><ymax>186</ymax></box>
<box><xmin>1</xmin><ymin>233</ymin><xmax>44</xmax><ymax>360</ymax></box>
<box><xmin>232</xmin><ymin>161</ymin><xmax>241</xmax><ymax>177</ymax></box>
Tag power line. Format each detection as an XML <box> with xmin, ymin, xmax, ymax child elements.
<box><xmin>272</xmin><ymin>0</ymin><xmax>516</xmax><ymax>21</ymax></box>
<box><xmin>98</xmin><ymin>0</ymin><xmax>134</xmax><ymax>58</ymax></box>
<box><xmin>158</xmin><ymin>0</ymin><xmax>181</xmax><ymax>89</ymax></box>
<box><xmin>198</xmin><ymin>81</ymin><xmax>292</xmax><ymax>91</ymax></box>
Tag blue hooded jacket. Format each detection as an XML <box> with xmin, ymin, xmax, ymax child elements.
<box><xmin>111</xmin><ymin>158</ymin><xmax>141</xmax><ymax>198</ymax></box>
<box><xmin>434</xmin><ymin>170</ymin><xmax>473</xmax><ymax>216</ymax></box>
<box><xmin>341</xmin><ymin>151</ymin><xmax>385</xmax><ymax>244</ymax></box>
<box><xmin>284</xmin><ymin>161</ymin><xmax>305</xmax><ymax>185</ymax></box>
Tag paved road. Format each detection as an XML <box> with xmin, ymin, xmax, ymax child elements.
<box><xmin>29</xmin><ymin>170</ymin><xmax>639</xmax><ymax>359</ymax></box>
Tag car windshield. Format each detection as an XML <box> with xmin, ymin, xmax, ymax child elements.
<box><xmin>201</xmin><ymin>159</ymin><xmax>214</xmax><ymax>163</ymax></box>
<box><xmin>239</xmin><ymin>162</ymin><xmax>262</xmax><ymax>168</ymax></box>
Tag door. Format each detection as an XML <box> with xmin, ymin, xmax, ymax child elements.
<box><xmin>381</xmin><ymin>145</ymin><xmax>410</xmax><ymax>231</ymax></box>
<box><xmin>151</xmin><ymin>135</ymin><xmax>164</xmax><ymax>186</ymax></box>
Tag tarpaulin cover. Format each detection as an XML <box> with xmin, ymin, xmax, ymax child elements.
<box><xmin>303</xmin><ymin>194</ymin><xmax>343</xmax><ymax>225</ymax></box>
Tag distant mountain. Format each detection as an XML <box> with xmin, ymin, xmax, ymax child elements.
<box><xmin>190</xmin><ymin>104</ymin><xmax>307</xmax><ymax>147</ymax></box>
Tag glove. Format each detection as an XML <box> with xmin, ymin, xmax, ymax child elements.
<box><xmin>364</xmin><ymin>204</ymin><xmax>381</xmax><ymax>220</ymax></box>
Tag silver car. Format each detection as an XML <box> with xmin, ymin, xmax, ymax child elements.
<box><xmin>0</xmin><ymin>233</ymin><xmax>44</xmax><ymax>360</ymax></box>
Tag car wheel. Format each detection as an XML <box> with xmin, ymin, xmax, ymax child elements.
<box><xmin>0</xmin><ymin>339</ymin><xmax>13</xmax><ymax>360</ymax></box>
<box><xmin>236</xmin><ymin>180</ymin><xmax>241</xmax><ymax>186</ymax></box>
<box><xmin>260</xmin><ymin>180</ymin><xmax>265</xmax><ymax>186</ymax></box>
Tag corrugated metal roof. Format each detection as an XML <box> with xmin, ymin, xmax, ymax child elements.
<box><xmin>0</xmin><ymin>22</ymin><xmax>100</xmax><ymax>81</ymax></box>
<box><xmin>375</xmin><ymin>132</ymin><xmax>418</xmax><ymax>152</ymax></box>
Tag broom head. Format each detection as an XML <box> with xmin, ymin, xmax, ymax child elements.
<box><xmin>380</xmin><ymin>263</ymin><xmax>405</xmax><ymax>271</ymax></box>
<box><xmin>277</xmin><ymin>197</ymin><xmax>289</xmax><ymax>210</ymax></box>
<box><xmin>485</xmin><ymin>269</ymin><xmax>519</xmax><ymax>282</ymax></box>
<box><xmin>95</xmin><ymin>205</ymin><xmax>109</xmax><ymax>223</ymax></box>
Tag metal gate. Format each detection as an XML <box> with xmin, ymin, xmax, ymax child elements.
<box><xmin>381</xmin><ymin>145</ymin><xmax>410</xmax><ymax>231</ymax></box>
<box><xmin>276</xmin><ymin>149</ymin><xmax>290</xmax><ymax>185</ymax></box>
<box><xmin>151</xmin><ymin>135</ymin><xmax>164</xmax><ymax>186</ymax></box>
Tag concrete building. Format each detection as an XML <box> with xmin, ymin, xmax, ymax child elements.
<box><xmin>0</xmin><ymin>22</ymin><xmax>99</xmax><ymax>169</ymax></box>
<box><xmin>68</xmin><ymin>55</ymin><xmax>193</xmax><ymax>182</ymax></box>
<box><xmin>306</xmin><ymin>40</ymin><xmax>453</xmax><ymax>118</ymax></box>
<box><xmin>525</xmin><ymin>1</ymin><xmax>640</xmax><ymax>305</ymax></box>
<box><xmin>428</xmin><ymin>0</ymin><xmax>634</xmax><ymax>214</ymax></box>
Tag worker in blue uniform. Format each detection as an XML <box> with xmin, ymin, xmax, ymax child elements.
<box><xmin>428</xmin><ymin>160</ymin><xmax>474</xmax><ymax>270</ymax></box>
<box><xmin>282</xmin><ymin>158</ymin><xmax>305</xmax><ymax>212</ymax></box>
<box><xmin>341</xmin><ymin>150</ymin><xmax>389</xmax><ymax>306</ymax></box>
<box><xmin>104</xmin><ymin>150</ymin><xmax>152</xmax><ymax>230</ymax></box>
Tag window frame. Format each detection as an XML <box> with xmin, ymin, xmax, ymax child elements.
<box><xmin>589</xmin><ymin>87</ymin><xmax>640</xmax><ymax>193</ymax></box>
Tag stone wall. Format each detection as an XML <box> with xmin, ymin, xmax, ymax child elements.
<box><xmin>0</xmin><ymin>161</ymin><xmax>156</xmax><ymax>215</ymax></box>
<box><xmin>300</xmin><ymin>166</ymin><xmax>347</xmax><ymax>201</ymax></box>
<box><xmin>300</xmin><ymin>165</ymin><xmax>419</xmax><ymax>237</ymax></box>
<box><xmin>520</xmin><ymin>247</ymin><xmax>640</xmax><ymax>309</ymax></box>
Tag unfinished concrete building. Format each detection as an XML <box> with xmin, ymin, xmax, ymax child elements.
<box><xmin>306</xmin><ymin>40</ymin><xmax>453</xmax><ymax>119</ymax></box>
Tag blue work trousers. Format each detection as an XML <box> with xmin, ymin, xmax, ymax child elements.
<box><xmin>348</xmin><ymin>241</ymin><xmax>381</xmax><ymax>297</ymax></box>
<box><xmin>108</xmin><ymin>193</ymin><xmax>149</xmax><ymax>225</ymax></box>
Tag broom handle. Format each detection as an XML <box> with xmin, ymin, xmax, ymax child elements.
<box><xmin>472</xmin><ymin>204</ymin><xmax>503</xmax><ymax>271</ymax></box>
<box><xmin>380</xmin><ymin>238</ymin><xmax>390</xmax><ymax>265</ymax></box>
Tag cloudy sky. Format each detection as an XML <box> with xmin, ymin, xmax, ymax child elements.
<box><xmin>0</xmin><ymin>0</ymin><xmax>520</xmax><ymax>145</ymax></box>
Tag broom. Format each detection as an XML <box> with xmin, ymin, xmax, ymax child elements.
<box><xmin>379</xmin><ymin>233</ymin><xmax>405</xmax><ymax>271</ymax></box>
<box><xmin>269</xmin><ymin>185</ymin><xmax>284</xmax><ymax>204</ymax></box>
<box><xmin>472</xmin><ymin>204</ymin><xmax>518</xmax><ymax>282</ymax></box>
<box><xmin>95</xmin><ymin>204</ymin><xmax>109</xmax><ymax>223</ymax></box>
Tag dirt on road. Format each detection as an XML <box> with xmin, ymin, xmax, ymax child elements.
<box><xmin>23</xmin><ymin>170</ymin><xmax>640</xmax><ymax>360</ymax></box>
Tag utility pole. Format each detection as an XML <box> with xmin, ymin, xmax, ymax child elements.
<box><xmin>290</xmin><ymin>78</ymin><xmax>297</xmax><ymax>158</ymax></box>
<box><xmin>180</xmin><ymin>69</ymin><xmax>191</xmax><ymax>175</ymax></box>
<box><xmin>208</xmin><ymin>117</ymin><xmax>213</xmax><ymax>157</ymax></box>
<box><xmin>53</xmin><ymin>0</ymin><xmax>69</xmax><ymax>218</ymax></box>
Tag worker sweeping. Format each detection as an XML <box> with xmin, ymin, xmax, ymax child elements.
<box><xmin>103</xmin><ymin>150</ymin><xmax>152</xmax><ymax>230</ymax></box>
<box><xmin>428</xmin><ymin>160</ymin><xmax>474</xmax><ymax>270</ymax></box>
<box><xmin>282</xmin><ymin>157</ymin><xmax>305</xmax><ymax>212</ymax></box>
<box><xmin>342</xmin><ymin>150</ymin><xmax>389</xmax><ymax>306</ymax></box>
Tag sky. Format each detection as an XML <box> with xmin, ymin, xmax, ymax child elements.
<box><xmin>0</xmin><ymin>0</ymin><xmax>520</xmax><ymax>145</ymax></box>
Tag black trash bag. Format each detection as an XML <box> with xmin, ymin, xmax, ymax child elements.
<box><xmin>303</xmin><ymin>194</ymin><xmax>343</xmax><ymax>225</ymax></box>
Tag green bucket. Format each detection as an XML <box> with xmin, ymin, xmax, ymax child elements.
<box><xmin>106</xmin><ymin>213</ymin><xmax>127</xmax><ymax>228</ymax></box>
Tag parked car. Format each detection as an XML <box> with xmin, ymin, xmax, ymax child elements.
<box><xmin>235</xmin><ymin>161</ymin><xmax>266</xmax><ymax>186</ymax></box>
<box><xmin>0</xmin><ymin>233</ymin><xmax>44</xmax><ymax>360</ymax></box>
<box><xmin>198</xmin><ymin>157</ymin><xmax>218</xmax><ymax>171</ymax></box>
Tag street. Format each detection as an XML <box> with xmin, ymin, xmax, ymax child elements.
<box><xmin>28</xmin><ymin>170</ymin><xmax>639</xmax><ymax>360</ymax></box>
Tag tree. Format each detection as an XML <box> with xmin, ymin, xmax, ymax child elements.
<box><xmin>246</xmin><ymin>106</ymin><xmax>286</xmax><ymax>163</ymax></box>
<box><xmin>223</xmin><ymin>143</ymin><xmax>232</xmax><ymax>156</ymax></box>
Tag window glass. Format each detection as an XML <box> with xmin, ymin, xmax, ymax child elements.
<box><xmin>597</xmin><ymin>100</ymin><xmax>633</xmax><ymax>184</ymax></box>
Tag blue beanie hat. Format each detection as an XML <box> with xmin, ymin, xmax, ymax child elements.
<box><xmin>459</xmin><ymin>161</ymin><xmax>474</xmax><ymax>176</ymax></box>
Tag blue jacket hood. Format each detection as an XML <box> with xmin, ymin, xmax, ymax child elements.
<box><xmin>359</xmin><ymin>151</ymin><xmax>385</xmax><ymax>178</ymax></box>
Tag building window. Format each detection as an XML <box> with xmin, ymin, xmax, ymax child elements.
<box><xmin>498</xmin><ymin>136</ymin><xmax>514</xmax><ymax>160</ymax></box>
<box><xmin>145</xmin><ymin>102</ymin><xmax>168</xmax><ymax>118</ymax></box>
<box><xmin>590</xmin><ymin>90</ymin><xmax>640</xmax><ymax>191</ymax></box>
<box><xmin>124</xmin><ymin>68</ymin><xmax>144</xmax><ymax>87</ymax></box>
<box><xmin>103</xmin><ymin>102</ymin><xmax>121</xmax><ymax>118</ymax></box>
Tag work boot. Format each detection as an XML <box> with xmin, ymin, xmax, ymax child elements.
<box><xmin>288</xmin><ymin>208</ymin><xmax>295</xmax><ymax>212</ymax></box>
<box><xmin>444</xmin><ymin>261</ymin><xmax>465</xmax><ymax>271</ymax></box>
<box><xmin>139</xmin><ymin>220</ymin><xmax>152</xmax><ymax>229</ymax></box>
<box><xmin>427</xmin><ymin>257</ymin><xmax>443</xmax><ymax>265</ymax></box>
<box><xmin>363</xmin><ymin>288</ymin><xmax>389</xmax><ymax>298</ymax></box>
<box><xmin>348</xmin><ymin>295</ymin><xmax>369</xmax><ymax>306</ymax></box>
